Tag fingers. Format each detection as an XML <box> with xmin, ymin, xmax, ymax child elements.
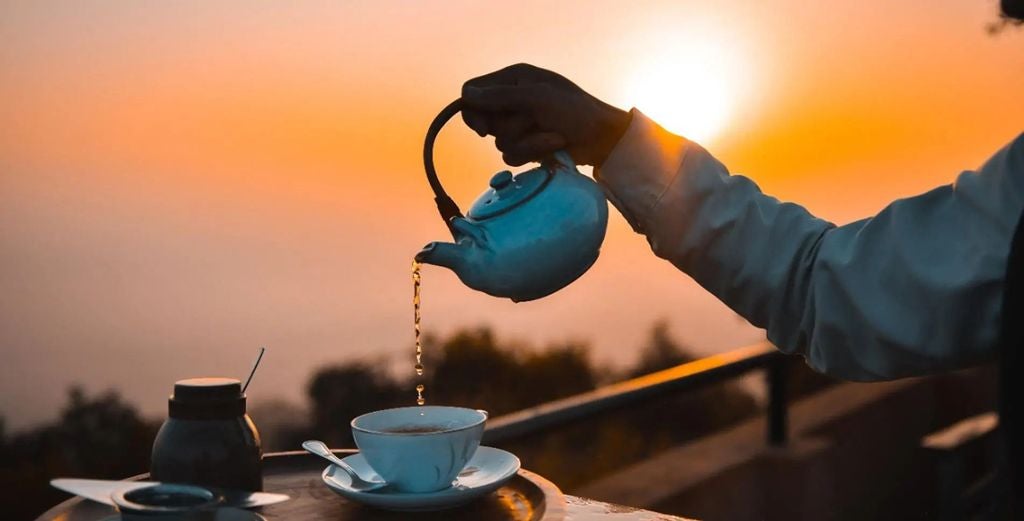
<box><xmin>462</xmin><ymin>63</ymin><xmax>545</xmax><ymax>90</ymax></box>
<box><xmin>499</xmin><ymin>132</ymin><xmax>566</xmax><ymax>166</ymax></box>
<box><xmin>461</xmin><ymin>109</ymin><xmax>532</xmax><ymax>140</ymax></box>
<box><xmin>461</xmin><ymin>108</ymin><xmax>489</xmax><ymax>137</ymax></box>
<box><xmin>459</xmin><ymin>64</ymin><xmax>567</xmax><ymax>160</ymax></box>
<box><xmin>491</xmin><ymin>112</ymin><xmax>533</xmax><ymax>144</ymax></box>
<box><xmin>462</xmin><ymin>84</ymin><xmax>546</xmax><ymax>112</ymax></box>
<box><xmin>460</xmin><ymin>64</ymin><xmax>558</xmax><ymax>138</ymax></box>
<box><xmin>461</xmin><ymin>82</ymin><xmax>538</xmax><ymax>138</ymax></box>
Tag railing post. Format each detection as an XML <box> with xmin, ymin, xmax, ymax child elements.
<box><xmin>767</xmin><ymin>354</ymin><xmax>788</xmax><ymax>446</ymax></box>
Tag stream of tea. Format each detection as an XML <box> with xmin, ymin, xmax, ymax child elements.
<box><xmin>413</xmin><ymin>259</ymin><xmax>425</xmax><ymax>405</ymax></box>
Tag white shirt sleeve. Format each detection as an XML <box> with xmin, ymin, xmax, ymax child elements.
<box><xmin>596</xmin><ymin>109</ymin><xmax>1024</xmax><ymax>381</ymax></box>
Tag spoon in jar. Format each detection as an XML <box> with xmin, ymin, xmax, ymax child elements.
<box><xmin>302</xmin><ymin>440</ymin><xmax>387</xmax><ymax>492</ymax></box>
<box><xmin>241</xmin><ymin>346</ymin><xmax>266</xmax><ymax>394</ymax></box>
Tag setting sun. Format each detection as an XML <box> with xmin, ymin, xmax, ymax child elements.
<box><xmin>623</xmin><ymin>39</ymin><xmax>744</xmax><ymax>145</ymax></box>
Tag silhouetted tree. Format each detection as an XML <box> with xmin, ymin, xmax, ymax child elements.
<box><xmin>428</xmin><ymin>328</ymin><xmax>596</xmax><ymax>415</ymax></box>
<box><xmin>248</xmin><ymin>400</ymin><xmax>309</xmax><ymax>452</ymax></box>
<box><xmin>628</xmin><ymin>320</ymin><xmax>694</xmax><ymax>377</ymax></box>
<box><xmin>54</xmin><ymin>386</ymin><xmax>157</xmax><ymax>478</ymax></box>
<box><xmin>301</xmin><ymin>328</ymin><xmax>598</xmax><ymax>449</ymax></box>
<box><xmin>0</xmin><ymin>387</ymin><xmax>158</xmax><ymax>520</ymax></box>
<box><xmin>429</xmin><ymin>328</ymin><xmax>524</xmax><ymax>414</ymax></box>
<box><xmin>519</xmin><ymin>343</ymin><xmax>596</xmax><ymax>406</ymax></box>
<box><xmin>0</xmin><ymin>416</ymin><xmax>7</xmax><ymax>458</ymax></box>
<box><xmin>307</xmin><ymin>362</ymin><xmax>406</xmax><ymax>447</ymax></box>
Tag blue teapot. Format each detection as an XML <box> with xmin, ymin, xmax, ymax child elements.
<box><xmin>415</xmin><ymin>100</ymin><xmax>608</xmax><ymax>302</ymax></box>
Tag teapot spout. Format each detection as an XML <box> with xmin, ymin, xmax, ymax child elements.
<box><xmin>415</xmin><ymin>241</ymin><xmax>468</xmax><ymax>273</ymax></box>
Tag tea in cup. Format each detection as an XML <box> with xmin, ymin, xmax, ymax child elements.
<box><xmin>350</xmin><ymin>406</ymin><xmax>487</xmax><ymax>493</ymax></box>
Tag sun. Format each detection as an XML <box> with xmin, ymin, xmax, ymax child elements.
<box><xmin>623</xmin><ymin>40</ymin><xmax>744</xmax><ymax>145</ymax></box>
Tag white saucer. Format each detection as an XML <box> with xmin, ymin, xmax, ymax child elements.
<box><xmin>321</xmin><ymin>446</ymin><xmax>521</xmax><ymax>511</ymax></box>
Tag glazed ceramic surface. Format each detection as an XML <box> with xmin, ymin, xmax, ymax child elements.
<box><xmin>419</xmin><ymin>100</ymin><xmax>609</xmax><ymax>302</ymax></box>
<box><xmin>350</xmin><ymin>406</ymin><xmax>486</xmax><ymax>493</ymax></box>
<box><xmin>321</xmin><ymin>446</ymin><xmax>520</xmax><ymax>511</ymax></box>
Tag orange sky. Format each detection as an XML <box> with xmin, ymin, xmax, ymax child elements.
<box><xmin>2</xmin><ymin>0</ymin><xmax>1022</xmax><ymax>429</ymax></box>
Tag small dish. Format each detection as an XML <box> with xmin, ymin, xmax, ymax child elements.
<box><xmin>321</xmin><ymin>446</ymin><xmax>520</xmax><ymax>511</ymax></box>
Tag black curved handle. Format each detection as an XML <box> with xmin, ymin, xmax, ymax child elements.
<box><xmin>423</xmin><ymin>99</ymin><xmax>465</xmax><ymax>236</ymax></box>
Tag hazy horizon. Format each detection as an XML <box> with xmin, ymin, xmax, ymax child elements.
<box><xmin>3</xmin><ymin>0</ymin><xmax>1023</xmax><ymax>431</ymax></box>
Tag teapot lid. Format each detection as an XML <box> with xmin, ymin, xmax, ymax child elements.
<box><xmin>467</xmin><ymin>167</ymin><xmax>552</xmax><ymax>220</ymax></box>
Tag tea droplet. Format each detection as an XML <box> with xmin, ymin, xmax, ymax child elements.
<box><xmin>414</xmin><ymin>363</ymin><xmax>424</xmax><ymax>376</ymax></box>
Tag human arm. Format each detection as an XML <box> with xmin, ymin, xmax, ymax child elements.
<box><xmin>461</xmin><ymin>63</ymin><xmax>1024</xmax><ymax>381</ymax></box>
<box><xmin>597</xmin><ymin>111</ymin><xmax>1024</xmax><ymax>380</ymax></box>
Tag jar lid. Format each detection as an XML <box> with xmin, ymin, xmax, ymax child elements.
<box><xmin>173</xmin><ymin>377</ymin><xmax>242</xmax><ymax>401</ymax></box>
<box><xmin>169</xmin><ymin>377</ymin><xmax>246</xmax><ymax>418</ymax></box>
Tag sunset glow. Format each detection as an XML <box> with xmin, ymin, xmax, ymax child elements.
<box><xmin>1</xmin><ymin>1</ymin><xmax>1023</xmax><ymax>431</ymax></box>
<box><xmin>623</xmin><ymin>37</ymin><xmax>746</xmax><ymax>144</ymax></box>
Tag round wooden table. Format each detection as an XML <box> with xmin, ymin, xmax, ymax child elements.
<box><xmin>37</xmin><ymin>451</ymin><xmax>691</xmax><ymax>521</ymax></box>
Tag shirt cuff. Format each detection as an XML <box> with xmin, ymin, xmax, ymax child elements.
<box><xmin>594</xmin><ymin>109</ymin><xmax>691</xmax><ymax>233</ymax></box>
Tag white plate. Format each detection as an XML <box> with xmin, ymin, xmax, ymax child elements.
<box><xmin>321</xmin><ymin>446</ymin><xmax>520</xmax><ymax>511</ymax></box>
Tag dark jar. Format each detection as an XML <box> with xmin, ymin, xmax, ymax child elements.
<box><xmin>150</xmin><ymin>377</ymin><xmax>263</xmax><ymax>491</ymax></box>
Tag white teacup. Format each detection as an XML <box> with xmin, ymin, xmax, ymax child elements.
<box><xmin>350</xmin><ymin>406</ymin><xmax>487</xmax><ymax>493</ymax></box>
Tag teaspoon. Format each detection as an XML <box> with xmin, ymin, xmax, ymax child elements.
<box><xmin>302</xmin><ymin>440</ymin><xmax>387</xmax><ymax>492</ymax></box>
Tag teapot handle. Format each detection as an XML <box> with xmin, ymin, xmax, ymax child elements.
<box><xmin>423</xmin><ymin>99</ymin><xmax>466</xmax><ymax>236</ymax></box>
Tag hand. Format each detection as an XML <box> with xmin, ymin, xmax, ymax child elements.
<box><xmin>461</xmin><ymin>64</ymin><xmax>631</xmax><ymax>167</ymax></box>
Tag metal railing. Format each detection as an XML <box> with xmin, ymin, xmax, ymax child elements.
<box><xmin>483</xmin><ymin>341</ymin><xmax>792</xmax><ymax>446</ymax></box>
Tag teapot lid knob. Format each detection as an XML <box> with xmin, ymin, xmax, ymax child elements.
<box><xmin>489</xmin><ymin>171</ymin><xmax>513</xmax><ymax>190</ymax></box>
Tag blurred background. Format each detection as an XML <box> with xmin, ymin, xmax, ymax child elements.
<box><xmin>2</xmin><ymin>1</ymin><xmax>1021</xmax><ymax>519</ymax></box>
